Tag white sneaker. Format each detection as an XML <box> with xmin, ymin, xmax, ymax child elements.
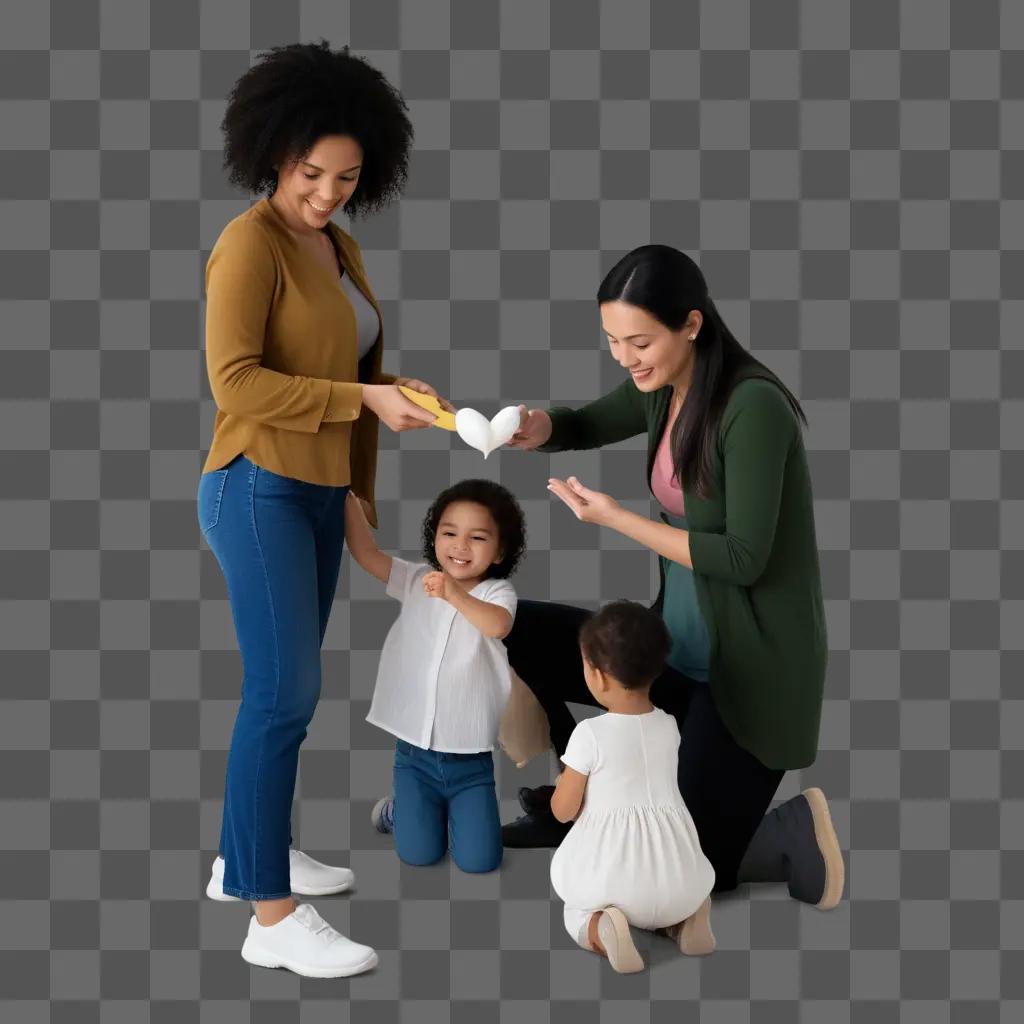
<box><xmin>207</xmin><ymin>850</ymin><xmax>355</xmax><ymax>901</ymax></box>
<box><xmin>241</xmin><ymin>902</ymin><xmax>378</xmax><ymax>978</ymax></box>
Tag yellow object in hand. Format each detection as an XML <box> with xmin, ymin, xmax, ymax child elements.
<box><xmin>398</xmin><ymin>385</ymin><xmax>457</xmax><ymax>431</ymax></box>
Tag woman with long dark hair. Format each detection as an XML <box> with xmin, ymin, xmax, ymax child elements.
<box><xmin>502</xmin><ymin>245</ymin><xmax>844</xmax><ymax>910</ymax></box>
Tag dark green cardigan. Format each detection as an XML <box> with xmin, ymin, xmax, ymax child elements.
<box><xmin>540</xmin><ymin>368</ymin><xmax>827</xmax><ymax>770</ymax></box>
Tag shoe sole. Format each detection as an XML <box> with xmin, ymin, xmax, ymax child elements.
<box><xmin>291</xmin><ymin>880</ymin><xmax>353</xmax><ymax>896</ymax></box>
<box><xmin>678</xmin><ymin>896</ymin><xmax>715</xmax><ymax>956</ymax></box>
<box><xmin>803</xmin><ymin>787</ymin><xmax>845</xmax><ymax>910</ymax></box>
<box><xmin>207</xmin><ymin>875</ymin><xmax>354</xmax><ymax>902</ymax></box>
<box><xmin>241</xmin><ymin>940</ymin><xmax>378</xmax><ymax>978</ymax></box>
<box><xmin>596</xmin><ymin>907</ymin><xmax>644</xmax><ymax>973</ymax></box>
<box><xmin>501</xmin><ymin>834</ymin><xmax>561</xmax><ymax>849</ymax></box>
<box><xmin>501</xmin><ymin>830</ymin><xmax>562</xmax><ymax>849</ymax></box>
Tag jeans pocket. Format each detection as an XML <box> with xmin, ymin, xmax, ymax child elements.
<box><xmin>197</xmin><ymin>468</ymin><xmax>230</xmax><ymax>534</ymax></box>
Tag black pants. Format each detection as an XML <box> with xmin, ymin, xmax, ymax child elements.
<box><xmin>503</xmin><ymin>599</ymin><xmax>785</xmax><ymax>892</ymax></box>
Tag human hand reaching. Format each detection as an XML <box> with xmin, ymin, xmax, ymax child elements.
<box><xmin>505</xmin><ymin>405</ymin><xmax>553</xmax><ymax>450</ymax></box>
<box><xmin>547</xmin><ymin>476</ymin><xmax>622</xmax><ymax>527</ymax></box>
<box><xmin>394</xmin><ymin>377</ymin><xmax>456</xmax><ymax>414</ymax></box>
<box><xmin>361</xmin><ymin>383</ymin><xmax>439</xmax><ymax>432</ymax></box>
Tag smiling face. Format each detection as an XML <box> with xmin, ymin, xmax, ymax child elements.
<box><xmin>600</xmin><ymin>300</ymin><xmax>701</xmax><ymax>394</ymax></box>
<box><xmin>433</xmin><ymin>501</ymin><xmax>504</xmax><ymax>585</ymax></box>
<box><xmin>271</xmin><ymin>134</ymin><xmax>364</xmax><ymax>233</ymax></box>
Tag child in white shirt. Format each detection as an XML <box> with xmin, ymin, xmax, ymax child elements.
<box><xmin>344</xmin><ymin>479</ymin><xmax>525</xmax><ymax>872</ymax></box>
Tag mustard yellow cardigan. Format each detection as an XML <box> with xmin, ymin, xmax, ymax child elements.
<box><xmin>202</xmin><ymin>198</ymin><xmax>394</xmax><ymax>527</ymax></box>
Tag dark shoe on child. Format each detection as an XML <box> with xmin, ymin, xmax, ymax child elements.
<box><xmin>501</xmin><ymin>808</ymin><xmax>572</xmax><ymax>848</ymax></box>
<box><xmin>737</xmin><ymin>787</ymin><xmax>845</xmax><ymax>909</ymax></box>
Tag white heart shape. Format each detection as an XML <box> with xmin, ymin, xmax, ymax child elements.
<box><xmin>455</xmin><ymin>405</ymin><xmax>521</xmax><ymax>458</ymax></box>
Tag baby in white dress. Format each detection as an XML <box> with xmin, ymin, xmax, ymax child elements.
<box><xmin>549</xmin><ymin>600</ymin><xmax>716</xmax><ymax>972</ymax></box>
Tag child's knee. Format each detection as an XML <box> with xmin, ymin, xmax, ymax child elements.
<box><xmin>452</xmin><ymin>844</ymin><xmax>503</xmax><ymax>874</ymax></box>
<box><xmin>397</xmin><ymin>846</ymin><xmax>447</xmax><ymax>868</ymax></box>
<box><xmin>394</xmin><ymin>823</ymin><xmax>448</xmax><ymax>868</ymax></box>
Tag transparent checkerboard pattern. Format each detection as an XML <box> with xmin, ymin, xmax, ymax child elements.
<box><xmin>1</xmin><ymin>0</ymin><xmax>1021</xmax><ymax>1019</ymax></box>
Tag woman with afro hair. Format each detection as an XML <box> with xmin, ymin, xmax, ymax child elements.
<box><xmin>196</xmin><ymin>42</ymin><xmax>452</xmax><ymax>978</ymax></box>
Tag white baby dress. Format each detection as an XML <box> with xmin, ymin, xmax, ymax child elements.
<box><xmin>550</xmin><ymin>708</ymin><xmax>715</xmax><ymax>930</ymax></box>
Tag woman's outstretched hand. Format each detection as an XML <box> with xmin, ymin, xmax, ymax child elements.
<box><xmin>394</xmin><ymin>377</ymin><xmax>456</xmax><ymax>414</ymax></box>
<box><xmin>547</xmin><ymin>476</ymin><xmax>621</xmax><ymax>527</ymax></box>
<box><xmin>362</xmin><ymin>383</ymin><xmax>440</xmax><ymax>432</ymax></box>
<box><xmin>506</xmin><ymin>405</ymin><xmax>553</xmax><ymax>450</ymax></box>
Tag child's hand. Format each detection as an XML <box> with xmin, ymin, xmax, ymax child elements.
<box><xmin>423</xmin><ymin>570</ymin><xmax>451</xmax><ymax>602</ymax></box>
<box><xmin>344</xmin><ymin>490</ymin><xmax>363</xmax><ymax>524</ymax></box>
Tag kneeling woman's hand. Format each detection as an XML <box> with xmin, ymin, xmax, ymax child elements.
<box><xmin>547</xmin><ymin>476</ymin><xmax>621</xmax><ymax>527</ymax></box>
<box><xmin>506</xmin><ymin>405</ymin><xmax>553</xmax><ymax>450</ymax></box>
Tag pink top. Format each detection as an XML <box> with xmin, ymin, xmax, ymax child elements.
<box><xmin>650</xmin><ymin>412</ymin><xmax>684</xmax><ymax>516</ymax></box>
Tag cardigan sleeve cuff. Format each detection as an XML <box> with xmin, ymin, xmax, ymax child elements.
<box><xmin>323</xmin><ymin>381</ymin><xmax>364</xmax><ymax>424</ymax></box>
<box><xmin>687</xmin><ymin>529</ymin><xmax>715</xmax><ymax>576</ymax></box>
<box><xmin>536</xmin><ymin>406</ymin><xmax>574</xmax><ymax>452</ymax></box>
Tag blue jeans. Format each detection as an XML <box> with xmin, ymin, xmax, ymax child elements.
<box><xmin>393</xmin><ymin>741</ymin><xmax>502</xmax><ymax>873</ymax></box>
<box><xmin>196</xmin><ymin>454</ymin><xmax>348</xmax><ymax>900</ymax></box>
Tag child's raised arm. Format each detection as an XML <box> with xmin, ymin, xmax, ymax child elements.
<box><xmin>550</xmin><ymin>767</ymin><xmax>587</xmax><ymax>823</ymax></box>
<box><xmin>344</xmin><ymin>491</ymin><xmax>393</xmax><ymax>585</ymax></box>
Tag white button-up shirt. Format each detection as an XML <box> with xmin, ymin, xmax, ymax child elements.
<box><xmin>366</xmin><ymin>557</ymin><xmax>518</xmax><ymax>754</ymax></box>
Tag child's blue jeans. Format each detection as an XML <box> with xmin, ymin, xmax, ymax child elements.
<box><xmin>393</xmin><ymin>740</ymin><xmax>503</xmax><ymax>873</ymax></box>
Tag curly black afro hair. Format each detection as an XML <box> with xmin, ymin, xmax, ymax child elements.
<box><xmin>421</xmin><ymin>480</ymin><xmax>527</xmax><ymax>581</ymax></box>
<box><xmin>221</xmin><ymin>40</ymin><xmax>414</xmax><ymax>218</ymax></box>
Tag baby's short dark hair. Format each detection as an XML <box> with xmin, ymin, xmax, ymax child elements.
<box><xmin>421</xmin><ymin>479</ymin><xmax>527</xmax><ymax>580</ymax></box>
<box><xmin>578</xmin><ymin>600</ymin><xmax>671</xmax><ymax>690</ymax></box>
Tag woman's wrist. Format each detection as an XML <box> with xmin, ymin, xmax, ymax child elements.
<box><xmin>359</xmin><ymin>383</ymin><xmax>380</xmax><ymax>413</ymax></box>
<box><xmin>600</xmin><ymin>501</ymin><xmax>631</xmax><ymax>532</ymax></box>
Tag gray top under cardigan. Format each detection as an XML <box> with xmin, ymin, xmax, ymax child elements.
<box><xmin>340</xmin><ymin>269</ymin><xmax>381</xmax><ymax>362</ymax></box>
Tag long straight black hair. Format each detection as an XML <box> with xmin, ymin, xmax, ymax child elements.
<box><xmin>597</xmin><ymin>245</ymin><xmax>807</xmax><ymax>499</ymax></box>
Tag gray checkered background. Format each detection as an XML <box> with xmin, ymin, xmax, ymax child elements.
<box><xmin>1</xmin><ymin>0</ymin><xmax>1021</xmax><ymax>1019</ymax></box>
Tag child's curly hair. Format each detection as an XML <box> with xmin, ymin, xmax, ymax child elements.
<box><xmin>421</xmin><ymin>480</ymin><xmax>527</xmax><ymax>580</ymax></box>
<box><xmin>220</xmin><ymin>41</ymin><xmax>413</xmax><ymax>218</ymax></box>
<box><xmin>579</xmin><ymin>600</ymin><xmax>671</xmax><ymax>691</ymax></box>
